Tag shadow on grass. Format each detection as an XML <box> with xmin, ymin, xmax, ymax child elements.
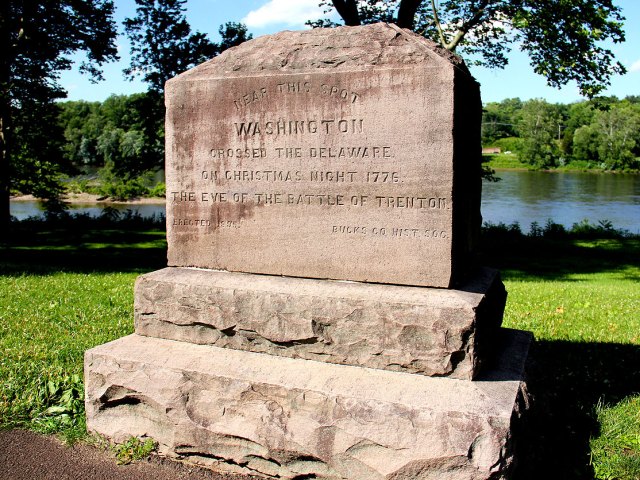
<box><xmin>515</xmin><ymin>340</ymin><xmax>640</xmax><ymax>479</ymax></box>
<box><xmin>478</xmin><ymin>236</ymin><xmax>640</xmax><ymax>281</ymax></box>
<box><xmin>0</xmin><ymin>226</ymin><xmax>167</xmax><ymax>275</ymax></box>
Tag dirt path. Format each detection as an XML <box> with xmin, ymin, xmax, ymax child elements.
<box><xmin>0</xmin><ymin>430</ymin><xmax>256</xmax><ymax>480</ymax></box>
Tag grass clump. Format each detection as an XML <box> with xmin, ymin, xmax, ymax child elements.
<box><xmin>113</xmin><ymin>436</ymin><xmax>158</xmax><ymax>465</ymax></box>
<box><xmin>590</xmin><ymin>396</ymin><xmax>640</xmax><ymax>480</ymax></box>
<box><xmin>0</xmin><ymin>270</ymin><xmax>140</xmax><ymax>441</ymax></box>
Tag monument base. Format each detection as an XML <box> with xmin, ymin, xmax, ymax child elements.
<box><xmin>134</xmin><ymin>267</ymin><xmax>507</xmax><ymax>380</ymax></box>
<box><xmin>85</xmin><ymin>329</ymin><xmax>530</xmax><ymax>480</ymax></box>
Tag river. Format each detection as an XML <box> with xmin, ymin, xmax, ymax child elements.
<box><xmin>482</xmin><ymin>170</ymin><xmax>640</xmax><ymax>233</ymax></box>
<box><xmin>10</xmin><ymin>170</ymin><xmax>640</xmax><ymax>234</ymax></box>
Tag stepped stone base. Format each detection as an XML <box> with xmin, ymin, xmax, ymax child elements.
<box><xmin>85</xmin><ymin>330</ymin><xmax>531</xmax><ymax>480</ymax></box>
<box><xmin>134</xmin><ymin>267</ymin><xmax>506</xmax><ymax>379</ymax></box>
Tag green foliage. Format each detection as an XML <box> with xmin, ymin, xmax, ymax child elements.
<box><xmin>309</xmin><ymin>0</ymin><xmax>626</xmax><ymax>97</ymax></box>
<box><xmin>59</xmin><ymin>92</ymin><xmax>164</xmax><ymax>175</ymax></box>
<box><xmin>483</xmin><ymin>218</ymin><xmax>633</xmax><ymax>241</ymax></box>
<box><xmin>482</xmin><ymin>99</ymin><xmax>522</xmax><ymax>144</ymax></box>
<box><xmin>148</xmin><ymin>182</ymin><xmax>166</xmax><ymax>198</ymax></box>
<box><xmin>591</xmin><ymin>396</ymin><xmax>640</xmax><ymax>480</ymax></box>
<box><xmin>97</xmin><ymin>166</ymin><xmax>157</xmax><ymax>201</ymax></box>
<box><xmin>97</xmin><ymin>176</ymin><xmax>149</xmax><ymax>201</ymax></box>
<box><xmin>113</xmin><ymin>437</ymin><xmax>158</xmax><ymax>465</ymax></box>
<box><xmin>10</xmin><ymin>100</ymin><xmax>73</xmax><ymax>204</ymax></box>
<box><xmin>573</xmin><ymin>102</ymin><xmax>640</xmax><ymax>170</ymax></box>
<box><xmin>491</xmin><ymin>137</ymin><xmax>523</xmax><ymax>154</ymax></box>
<box><xmin>65</xmin><ymin>178</ymin><xmax>98</xmax><ymax>195</ymax></box>
<box><xmin>517</xmin><ymin>99</ymin><xmax>562</xmax><ymax>168</ymax></box>
<box><xmin>124</xmin><ymin>0</ymin><xmax>216</xmax><ymax>92</ymax></box>
<box><xmin>31</xmin><ymin>373</ymin><xmax>86</xmax><ymax>444</ymax></box>
<box><xmin>1</xmin><ymin>0</ymin><xmax>119</xmax><ymax>226</ymax></box>
<box><xmin>57</xmin><ymin>101</ymin><xmax>103</xmax><ymax>166</ymax></box>
<box><xmin>124</xmin><ymin>0</ymin><xmax>252</xmax><ymax>92</ymax></box>
<box><xmin>482</xmin><ymin>96</ymin><xmax>640</xmax><ymax>172</ymax></box>
<box><xmin>218</xmin><ymin>22</ymin><xmax>253</xmax><ymax>52</ymax></box>
<box><xmin>561</xmin><ymin>101</ymin><xmax>596</xmax><ymax>155</ymax></box>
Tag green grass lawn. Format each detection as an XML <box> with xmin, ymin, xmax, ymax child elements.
<box><xmin>483</xmin><ymin>153</ymin><xmax>530</xmax><ymax>169</ymax></box>
<box><xmin>0</xmin><ymin>220</ymin><xmax>167</xmax><ymax>441</ymax></box>
<box><xmin>479</xmin><ymin>232</ymin><xmax>640</xmax><ymax>479</ymax></box>
<box><xmin>483</xmin><ymin>153</ymin><xmax>640</xmax><ymax>173</ymax></box>
<box><xmin>1</xmin><ymin>219</ymin><xmax>638</xmax><ymax>478</ymax></box>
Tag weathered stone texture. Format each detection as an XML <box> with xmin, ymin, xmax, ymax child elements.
<box><xmin>85</xmin><ymin>331</ymin><xmax>531</xmax><ymax>480</ymax></box>
<box><xmin>164</xmin><ymin>23</ymin><xmax>482</xmax><ymax>288</ymax></box>
<box><xmin>134</xmin><ymin>267</ymin><xmax>505</xmax><ymax>379</ymax></box>
<box><xmin>85</xmin><ymin>23</ymin><xmax>530</xmax><ymax>480</ymax></box>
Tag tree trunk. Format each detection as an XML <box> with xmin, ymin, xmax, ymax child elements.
<box><xmin>396</xmin><ymin>0</ymin><xmax>422</xmax><ymax>30</ymax></box>
<box><xmin>331</xmin><ymin>0</ymin><xmax>361</xmax><ymax>26</ymax></box>
<box><xmin>0</xmin><ymin>93</ymin><xmax>10</xmax><ymax>238</ymax></box>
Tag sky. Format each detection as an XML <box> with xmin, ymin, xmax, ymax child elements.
<box><xmin>59</xmin><ymin>0</ymin><xmax>640</xmax><ymax>104</ymax></box>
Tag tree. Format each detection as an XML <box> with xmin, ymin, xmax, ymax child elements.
<box><xmin>0</xmin><ymin>0</ymin><xmax>118</xmax><ymax>229</ymax></box>
<box><xmin>560</xmin><ymin>100</ymin><xmax>596</xmax><ymax>155</ymax></box>
<box><xmin>124</xmin><ymin>0</ymin><xmax>216</xmax><ymax>93</ymax></box>
<box><xmin>217</xmin><ymin>22</ymin><xmax>253</xmax><ymax>53</ymax></box>
<box><xmin>124</xmin><ymin>1</ymin><xmax>252</xmax><ymax>93</ymax></box>
<box><xmin>97</xmin><ymin>94</ymin><xmax>164</xmax><ymax>175</ymax></box>
<box><xmin>482</xmin><ymin>98</ymin><xmax>522</xmax><ymax>145</ymax></box>
<box><xmin>58</xmin><ymin>100</ymin><xmax>104</xmax><ymax>167</ymax></box>
<box><xmin>12</xmin><ymin>101</ymin><xmax>68</xmax><ymax>204</ymax></box>
<box><xmin>573</xmin><ymin>102</ymin><xmax>640</xmax><ymax>170</ymax></box>
<box><xmin>122</xmin><ymin>1</ymin><xmax>253</xmax><ymax>182</ymax></box>
<box><xmin>309</xmin><ymin>0</ymin><xmax>626</xmax><ymax>98</ymax></box>
<box><xmin>517</xmin><ymin>99</ymin><xmax>561</xmax><ymax>168</ymax></box>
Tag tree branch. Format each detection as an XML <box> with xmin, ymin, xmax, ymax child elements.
<box><xmin>331</xmin><ymin>0</ymin><xmax>361</xmax><ymax>26</ymax></box>
<box><xmin>430</xmin><ymin>0</ymin><xmax>449</xmax><ymax>48</ymax></box>
<box><xmin>447</xmin><ymin>0</ymin><xmax>492</xmax><ymax>51</ymax></box>
<box><xmin>397</xmin><ymin>0</ymin><xmax>423</xmax><ymax>30</ymax></box>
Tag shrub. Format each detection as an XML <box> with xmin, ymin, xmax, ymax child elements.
<box><xmin>492</xmin><ymin>137</ymin><xmax>524</xmax><ymax>153</ymax></box>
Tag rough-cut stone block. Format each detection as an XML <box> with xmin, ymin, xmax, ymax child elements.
<box><xmin>85</xmin><ymin>330</ymin><xmax>530</xmax><ymax>480</ymax></box>
<box><xmin>165</xmin><ymin>23</ymin><xmax>482</xmax><ymax>288</ymax></box>
<box><xmin>134</xmin><ymin>267</ymin><xmax>505</xmax><ymax>379</ymax></box>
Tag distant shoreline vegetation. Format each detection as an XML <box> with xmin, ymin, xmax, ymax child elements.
<box><xmin>481</xmin><ymin>96</ymin><xmax>640</xmax><ymax>173</ymax></box>
<box><xmin>482</xmin><ymin>152</ymin><xmax>640</xmax><ymax>174</ymax></box>
<box><xmin>7</xmin><ymin>211</ymin><xmax>637</xmax><ymax>242</ymax></box>
<box><xmin>11</xmin><ymin>93</ymin><xmax>639</xmax><ymax>207</ymax></box>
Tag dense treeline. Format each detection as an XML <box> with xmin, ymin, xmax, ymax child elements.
<box><xmin>2</xmin><ymin>0</ymin><xmax>251</xmax><ymax>228</ymax></box>
<box><xmin>56</xmin><ymin>92</ymin><xmax>165</xmax><ymax>200</ymax></box>
<box><xmin>49</xmin><ymin>93</ymin><xmax>639</xmax><ymax>201</ymax></box>
<box><xmin>3</xmin><ymin>0</ymin><xmax>632</xmax><ymax>228</ymax></box>
<box><xmin>482</xmin><ymin>96</ymin><xmax>640</xmax><ymax>171</ymax></box>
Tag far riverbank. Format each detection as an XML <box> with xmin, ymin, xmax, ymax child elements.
<box><xmin>10</xmin><ymin>193</ymin><xmax>166</xmax><ymax>205</ymax></box>
<box><xmin>483</xmin><ymin>153</ymin><xmax>640</xmax><ymax>174</ymax></box>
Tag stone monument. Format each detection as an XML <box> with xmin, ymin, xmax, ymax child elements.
<box><xmin>85</xmin><ymin>23</ymin><xmax>531</xmax><ymax>479</ymax></box>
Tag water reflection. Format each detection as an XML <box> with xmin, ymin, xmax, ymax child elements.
<box><xmin>10</xmin><ymin>171</ymin><xmax>640</xmax><ymax>234</ymax></box>
<box><xmin>481</xmin><ymin>171</ymin><xmax>640</xmax><ymax>233</ymax></box>
<box><xmin>10</xmin><ymin>200</ymin><xmax>166</xmax><ymax>221</ymax></box>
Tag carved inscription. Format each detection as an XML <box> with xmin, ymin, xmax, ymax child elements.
<box><xmin>200</xmin><ymin>171</ymin><xmax>398</xmax><ymax>183</ymax></box>
<box><xmin>332</xmin><ymin>226</ymin><xmax>448</xmax><ymax>238</ymax></box>
<box><xmin>171</xmin><ymin>79</ymin><xmax>452</xmax><ymax>243</ymax></box>
<box><xmin>209</xmin><ymin>146</ymin><xmax>392</xmax><ymax>159</ymax></box>
<box><xmin>171</xmin><ymin>191</ymin><xmax>447</xmax><ymax>209</ymax></box>
<box><xmin>234</xmin><ymin>118</ymin><xmax>363</xmax><ymax>135</ymax></box>
<box><xmin>233</xmin><ymin>82</ymin><xmax>359</xmax><ymax>110</ymax></box>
